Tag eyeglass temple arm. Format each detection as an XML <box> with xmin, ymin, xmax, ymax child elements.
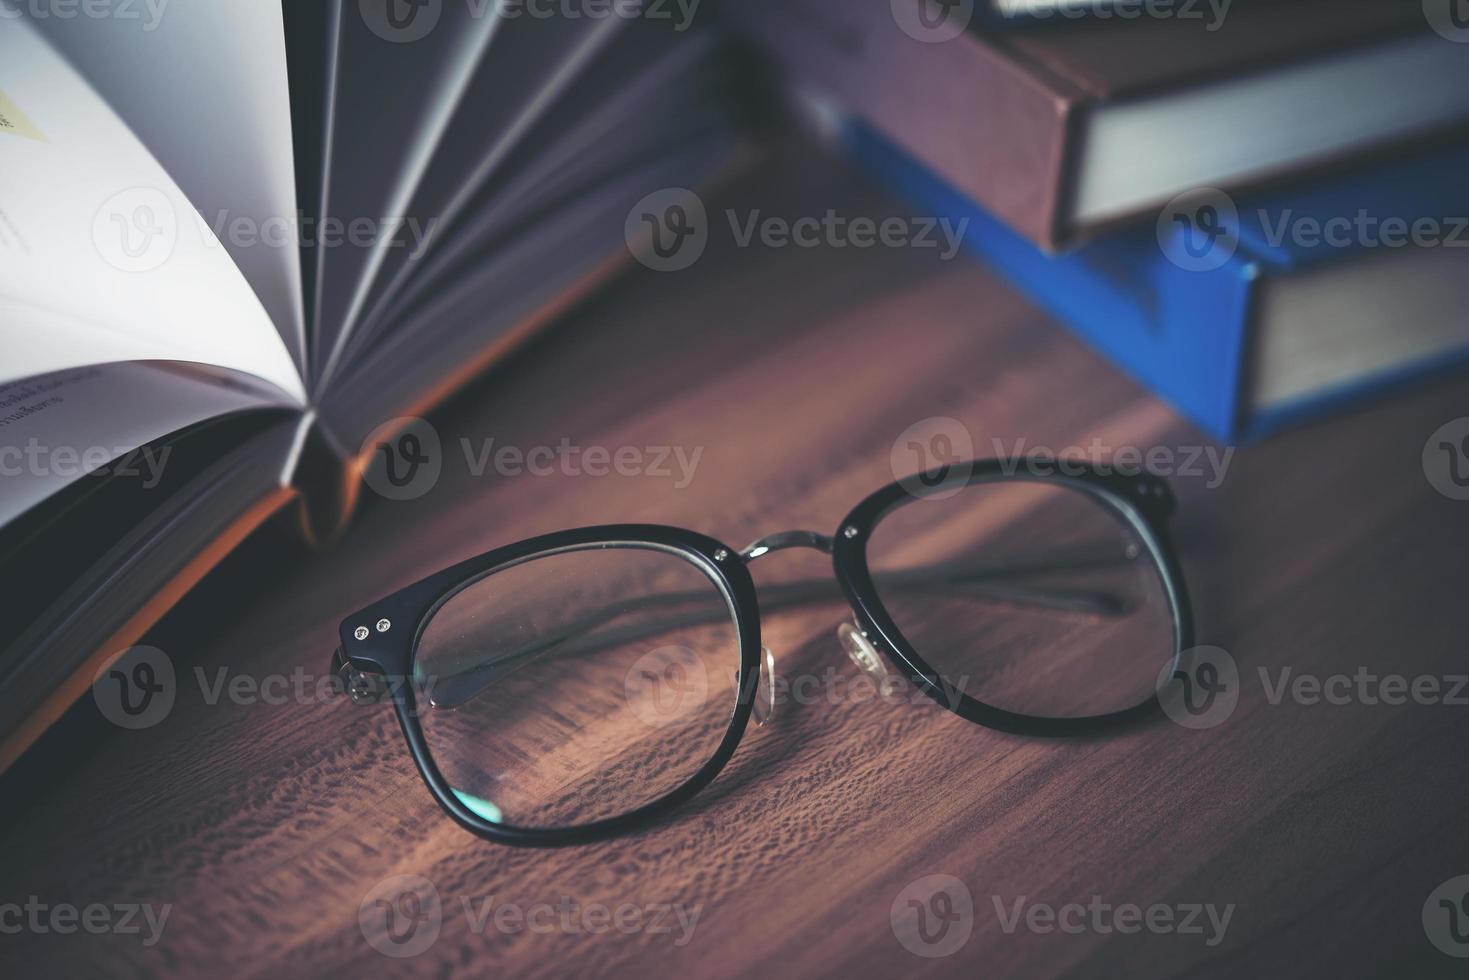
<box><xmin>416</xmin><ymin>547</ymin><xmax>1133</xmax><ymax>709</ymax></box>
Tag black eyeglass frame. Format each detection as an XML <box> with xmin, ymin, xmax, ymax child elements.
<box><xmin>334</xmin><ymin>459</ymin><xmax>1193</xmax><ymax>846</ymax></box>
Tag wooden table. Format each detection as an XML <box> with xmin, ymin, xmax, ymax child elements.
<box><xmin>3</xmin><ymin>146</ymin><xmax>1468</xmax><ymax>979</ymax></box>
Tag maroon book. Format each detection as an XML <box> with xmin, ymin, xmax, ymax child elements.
<box><xmin>731</xmin><ymin>0</ymin><xmax>1469</xmax><ymax>250</ymax></box>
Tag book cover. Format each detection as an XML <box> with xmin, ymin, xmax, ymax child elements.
<box><xmin>850</xmin><ymin>121</ymin><xmax>1469</xmax><ymax>441</ymax></box>
<box><xmin>727</xmin><ymin>0</ymin><xmax>1469</xmax><ymax>250</ymax></box>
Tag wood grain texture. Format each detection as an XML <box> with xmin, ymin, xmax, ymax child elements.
<box><xmin>3</xmin><ymin>145</ymin><xmax>1468</xmax><ymax>979</ymax></box>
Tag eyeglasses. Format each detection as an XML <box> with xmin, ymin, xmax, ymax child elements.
<box><xmin>331</xmin><ymin>459</ymin><xmax>1194</xmax><ymax>846</ymax></box>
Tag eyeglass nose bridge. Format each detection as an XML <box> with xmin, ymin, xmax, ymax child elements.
<box><xmin>739</xmin><ymin>529</ymin><xmax>833</xmax><ymax>562</ymax></box>
<box><xmin>739</xmin><ymin>530</ymin><xmax>894</xmax><ymax>687</ymax></box>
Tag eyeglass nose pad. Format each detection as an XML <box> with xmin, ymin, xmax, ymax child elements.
<box><xmin>739</xmin><ymin>645</ymin><xmax>778</xmax><ymax>728</ymax></box>
<box><xmin>837</xmin><ymin>622</ymin><xmax>890</xmax><ymax>683</ymax></box>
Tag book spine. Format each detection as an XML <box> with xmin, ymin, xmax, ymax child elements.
<box><xmin>727</xmin><ymin>0</ymin><xmax>1079</xmax><ymax>249</ymax></box>
<box><xmin>285</xmin><ymin>412</ymin><xmax>358</xmax><ymax>548</ymax></box>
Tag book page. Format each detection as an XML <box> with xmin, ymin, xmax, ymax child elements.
<box><xmin>25</xmin><ymin>0</ymin><xmax>309</xmax><ymax>377</ymax></box>
<box><xmin>341</xmin><ymin>12</ymin><xmax>631</xmax><ymax>356</ymax></box>
<box><xmin>0</xmin><ymin>17</ymin><xmax>305</xmax><ymax>404</ymax></box>
<box><xmin>0</xmin><ymin>361</ymin><xmax>286</xmax><ymax>528</ymax></box>
<box><xmin>310</xmin><ymin>0</ymin><xmax>503</xmax><ymax>388</ymax></box>
<box><xmin>351</xmin><ymin>24</ymin><xmax>721</xmax><ymax>356</ymax></box>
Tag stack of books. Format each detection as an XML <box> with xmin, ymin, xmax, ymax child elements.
<box><xmin>727</xmin><ymin>0</ymin><xmax>1469</xmax><ymax>441</ymax></box>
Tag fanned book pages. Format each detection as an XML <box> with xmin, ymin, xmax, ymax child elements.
<box><xmin>0</xmin><ymin>1</ymin><xmax>747</xmax><ymax>765</ymax></box>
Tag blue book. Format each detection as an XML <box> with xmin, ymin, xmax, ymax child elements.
<box><xmin>850</xmin><ymin>123</ymin><xmax>1469</xmax><ymax>442</ymax></box>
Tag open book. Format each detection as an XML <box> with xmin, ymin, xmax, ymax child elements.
<box><xmin>0</xmin><ymin>2</ymin><xmax>744</xmax><ymax>766</ymax></box>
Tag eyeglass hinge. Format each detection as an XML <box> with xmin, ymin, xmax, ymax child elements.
<box><xmin>332</xmin><ymin>647</ymin><xmax>389</xmax><ymax>705</ymax></box>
